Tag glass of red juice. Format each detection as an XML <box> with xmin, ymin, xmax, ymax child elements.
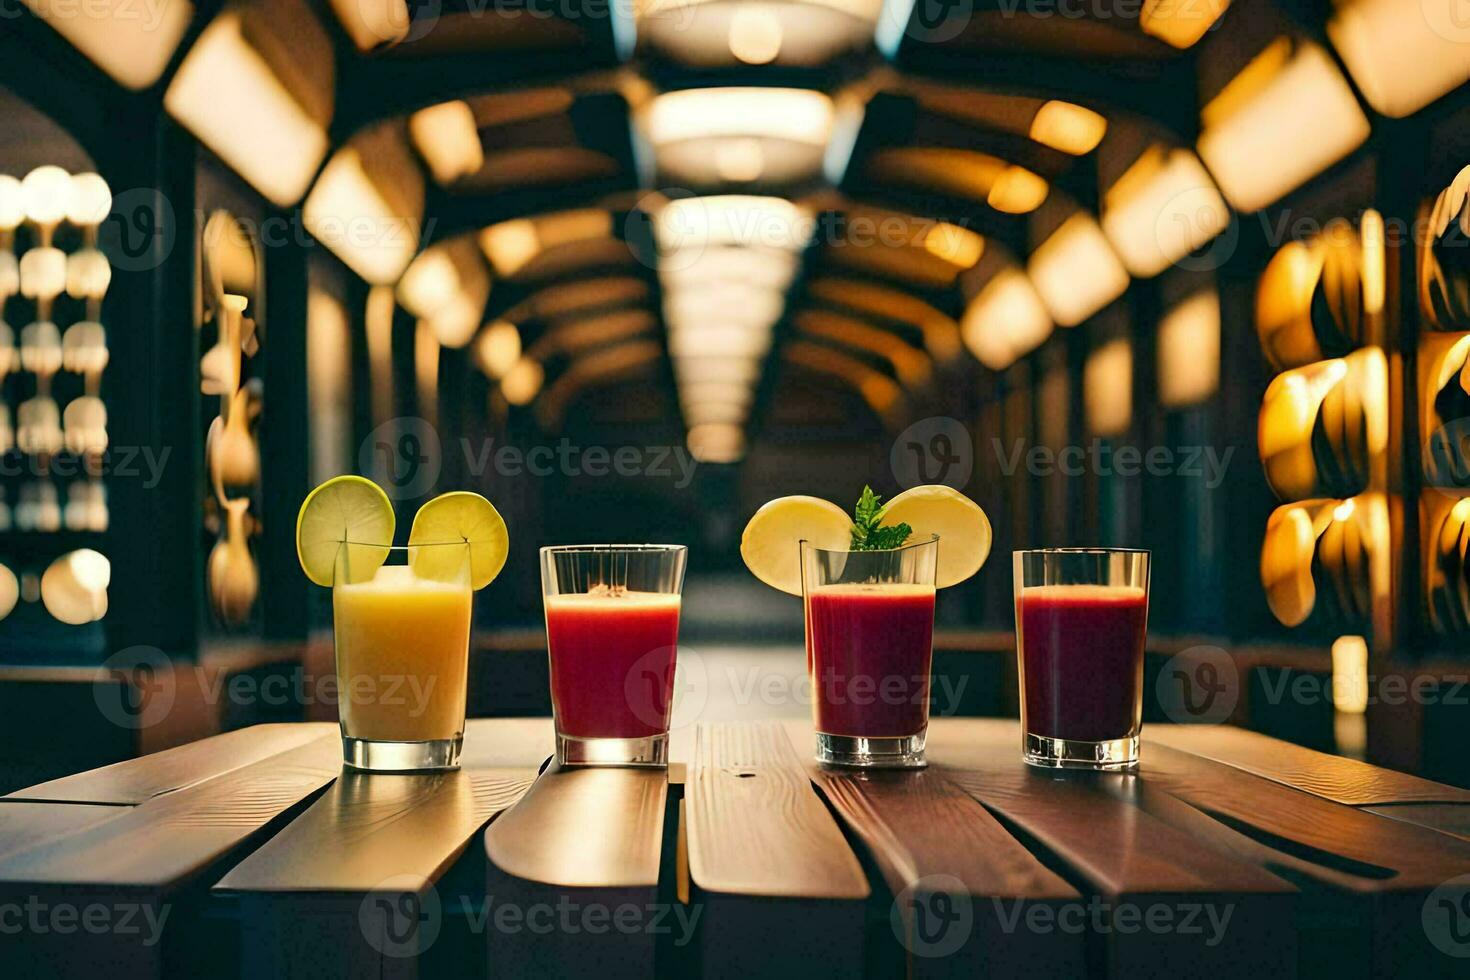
<box><xmin>800</xmin><ymin>535</ymin><xmax>939</xmax><ymax>768</ymax></box>
<box><xmin>1014</xmin><ymin>548</ymin><xmax>1150</xmax><ymax>770</ymax></box>
<box><xmin>540</xmin><ymin>545</ymin><xmax>687</xmax><ymax>767</ymax></box>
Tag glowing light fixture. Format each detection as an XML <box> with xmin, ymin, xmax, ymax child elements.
<box><xmin>657</xmin><ymin>196</ymin><xmax>811</xmax><ymax>252</ymax></box>
<box><xmin>480</xmin><ymin>210</ymin><xmax>613</xmax><ymax>278</ymax></box>
<box><xmin>165</xmin><ymin>8</ymin><xmax>333</xmax><ymax>207</ymax></box>
<box><xmin>41</xmin><ymin>548</ymin><xmax>109</xmax><ymax>625</ymax></box>
<box><xmin>1027</xmin><ymin>213</ymin><xmax>1129</xmax><ymax>327</ymax></box>
<box><xmin>960</xmin><ymin>269</ymin><xmax>1053</xmax><ymax>371</ymax></box>
<box><xmin>501</xmin><ymin>358</ymin><xmax>544</xmax><ymax>405</ymax></box>
<box><xmin>728</xmin><ymin>6</ymin><xmax>783</xmax><ymax>64</ymax></box>
<box><xmin>303</xmin><ymin>127</ymin><xmax>425</xmax><ymax>285</ymax></box>
<box><xmin>0</xmin><ymin>176</ymin><xmax>23</xmax><ymax>231</ymax></box>
<box><xmin>687</xmin><ymin>421</ymin><xmax>745</xmax><ymax>463</ymax></box>
<box><xmin>477</xmin><ymin>321</ymin><xmax>522</xmax><ymax>379</ymax></box>
<box><xmin>1157</xmin><ymin>290</ymin><xmax>1221</xmax><ymax>407</ymax></box>
<box><xmin>328</xmin><ymin>0</ymin><xmax>411</xmax><ymax>51</ymax></box>
<box><xmin>410</xmin><ymin>101</ymin><xmax>485</xmax><ymax>186</ymax></box>
<box><xmin>1103</xmin><ymin>146</ymin><xmax>1230</xmax><ymax>277</ymax></box>
<box><xmin>1140</xmin><ymin>0</ymin><xmax>1231</xmax><ymax>49</ymax></box>
<box><xmin>866</xmin><ymin>149</ymin><xmax>1048</xmax><ymax>215</ymax></box>
<box><xmin>307</xmin><ymin>287</ymin><xmax>351</xmax><ymax>482</ymax></box>
<box><xmin>1029</xmin><ymin>101</ymin><xmax>1107</xmax><ymax>155</ymax></box>
<box><xmin>22</xmin><ymin>167</ymin><xmax>70</xmax><ymax>229</ymax></box>
<box><xmin>1197</xmin><ymin>39</ymin><xmax>1369</xmax><ymax>213</ymax></box>
<box><xmin>66</xmin><ymin>174</ymin><xmax>112</xmax><ymax>228</ymax></box>
<box><xmin>396</xmin><ymin>238</ymin><xmax>490</xmax><ymax>348</ymax></box>
<box><xmin>1331</xmin><ymin>634</ymin><xmax>1370</xmax><ymax>713</ymax></box>
<box><xmin>1085</xmin><ymin>338</ymin><xmax>1132</xmax><ymax>437</ymax></box>
<box><xmin>645</xmin><ymin>88</ymin><xmax>834</xmax><ymax>147</ymax></box>
<box><xmin>22</xmin><ymin>0</ymin><xmax>193</xmax><ymax>90</ymax></box>
<box><xmin>1329</xmin><ymin>0</ymin><xmax>1470</xmax><ymax>118</ymax></box>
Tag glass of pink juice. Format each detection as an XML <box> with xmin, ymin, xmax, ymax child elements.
<box><xmin>540</xmin><ymin>545</ymin><xmax>687</xmax><ymax>767</ymax></box>
<box><xmin>1013</xmin><ymin>548</ymin><xmax>1150</xmax><ymax>770</ymax></box>
<box><xmin>800</xmin><ymin>535</ymin><xmax>938</xmax><ymax>768</ymax></box>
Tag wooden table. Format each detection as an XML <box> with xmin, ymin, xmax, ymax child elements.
<box><xmin>2</xmin><ymin>718</ymin><xmax>1469</xmax><ymax>979</ymax></box>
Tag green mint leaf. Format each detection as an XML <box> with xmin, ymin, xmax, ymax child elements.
<box><xmin>849</xmin><ymin>486</ymin><xmax>912</xmax><ymax>551</ymax></box>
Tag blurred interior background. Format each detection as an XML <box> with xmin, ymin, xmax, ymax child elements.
<box><xmin>1</xmin><ymin>0</ymin><xmax>1469</xmax><ymax>789</ymax></box>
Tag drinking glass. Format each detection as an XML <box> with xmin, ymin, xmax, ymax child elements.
<box><xmin>540</xmin><ymin>545</ymin><xmax>688</xmax><ymax>767</ymax></box>
<box><xmin>1013</xmin><ymin>548</ymin><xmax>1150</xmax><ymax>770</ymax></box>
<box><xmin>800</xmin><ymin>535</ymin><xmax>939</xmax><ymax>768</ymax></box>
<box><xmin>333</xmin><ymin>541</ymin><xmax>473</xmax><ymax>772</ymax></box>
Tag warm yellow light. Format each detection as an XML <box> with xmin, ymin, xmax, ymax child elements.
<box><xmin>66</xmin><ymin>249</ymin><xmax>111</xmax><ymax>301</ymax></box>
<box><xmin>1140</xmin><ymin>0</ymin><xmax>1231</xmax><ymax>49</ymax></box>
<box><xmin>960</xmin><ymin>268</ymin><xmax>1053</xmax><ymax>371</ymax></box>
<box><xmin>501</xmin><ymin>358</ymin><xmax>544</xmax><ymax>405</ymax></box>
<box><xmin>1329</xmin><ymin>0</ymin><xmax>1470</xmax><ymax>118</ymax></box>
<box><xmin>644</xmin><ymin>89</ymin><xmax>834</xmax><ymax>147</ymax></box>
<box><xmin>673</xmin><ymin>357</ymin><xmax>761</xmax><ymax>385</ymax></box>
<box><xmin>480</xmin><ymin>210</ymin><xmax>612</xmax><ymax>277</ymax></box>
<box><xmin>303</xmin><ymin>143</ymin><xmax>423</xmax><ymax>285</ymax></box>
<box><xmin>22</xmin><ymin>0</ymin><xmax>193</xmax><ymax>90</ymax></box>
<box><xmin>1331</xmin><ymin>634</ymin><xmax>1369</xmax><ymax>714</ymax></box>
<box><xmin>397</xmin><ymin>248</ymin><xmax>459</xmax><ymax>318</ymax></box>
<box><xmin>728</xmin><ymin>5</ymin><xmax>783</xmax><ymax>64</ymax></box>
<box><xmin>988</xmin><ymin>166</ymin><xmax>1050</xmax><ymax>215</ymax></box>
<box><xmin>1198</xmin><ymin>39</ymin><xmax>1370</xmax><ymax>213</ymax></box>
<box><xmin>1085</xmin><ymin>338</ymin><xmax>1132</xmax><ymax>437</ymax></box>
<box><xmin>307</xmin><ymin>286</ymin><xmax>351</xmax><ymax>483</ymax></box>
<box><xmin>415</xmin><ymin>321</ymin><xmax>439</xmax><ymax>423</ymax></box>
<box><xmin>1157</xmin><ymin>290</ymin><xmax>1220</xmax><ymax>407</ymax></box>
<box><xmin>1259</xmin><ymin>359</ymin><xmax>1349</xmax><ymax>499</ymax></box>
<box><xmin>410</xmin><ymin>101</ymin><xmax>485</xmax><ymax>186</ymax></box>
<box><xmin>22</xmin><ymin>167</ymin><xmax>71</xmax><ymax>228</ymax></box>
<box><xmin>1028</xmin><ymin>213</ymin><xmax>1129</xmax><ymax>326</ymax></box>
<box><xmin>328</xmin><ymin>0</ymin><xmax>411</xmax><ymax>51</ymax></box>
<box><xmin>41</xmin><ymin>548</ymin><xmax>109</xmax><ymax>625</ymax></box>
<box><xmin>682</xmin><ymin>402</ymin><xmax>749</xmax><ymax>426</ymax></box>
<box><xmin>661</xmin><ymin>246</ymin><xmax>798</xmax><ymax>290</ymax></box>
<box><xmin>715</xmin><ymin>139</ymin><xmax>766</xmax><ymax>182</ymax></box>
<box><xmin>477</xmin><ymin>321</ymin><xmax>522</xmax><ymax>379</ymax></box>
<box><xmin>1103</xmin><ymin>147</ymin><xmax>1230</xmax><ymax>277</ymax></box>
<box><xmin>670</xmin><ymin>325</ymin><xmax>773</xmax><ymax>358</ymax></box>
<box><xmin>365</xmin><ymin>285</ymin><xmax>396</xmax><ymax>427</ymax></box>
<box><xmin>688</xmin><ymin>421</ymin><xmax>745</xmax><ymax>463</ymax></box>
<box><xmin>164</xmin><ymin>11</ymin><xmax>331</xmax><ymax>207</ymax></box>
<box><xmin>66</xmin><ymin>173</ymin><xmax>112</xmax><ymax>228</ymax></box>
<box><xmin>664</xmin><ymin>285</ymin><xmax>785</xmax><ymax>330</ymax></box>
<box><xmin>922</xmin><ymin>222</ymin><xmax>985</xmax><ymax>268</ymax></box>
<box><xmin>1029</xmin><ymin>101</ymin><xmax>1107</xmax><ymax>155</ymax></box>
<box><xmin>396</xmin><ymin>238</ymin><xmax>490</xmax><ymax>348</ymax></box>
<box><xmin>658</xmin><ymin>196</ymin><xmax>811</xmax><ymax>252</ymax></box>
<box><xmin>0</xmin><ymin>176</ymin><xmax>23</xmax><ymax>231</ymax></box>
<box><xmin>680</xmin><ymin>381</ymin><xmax>751</xmax><ymax>407</ymax></box>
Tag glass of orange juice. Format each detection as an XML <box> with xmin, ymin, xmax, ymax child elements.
<box><xmin>332</xmin><ymin>541</ymin><xmax>472</xmax><ymax>771</ymax></box>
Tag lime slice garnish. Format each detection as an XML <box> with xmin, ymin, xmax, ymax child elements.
<box><xmin>740</xmin><ymin>495</ymin><xmax>852</xmax><ymax>596</ymax></box>
<box><xmin>408</xmin><ymin>491</ymin><xmax>509</xmax><ymax>590</ymax></box>
<box><xmin>295</xmin><ymin>476</ymin><xmax>394</xmax><ymax>587</ymax></box>
<box><xmin>881</xmin><ymin>485</ymin><xmax>992</xmax><ymax>588</ymax></box>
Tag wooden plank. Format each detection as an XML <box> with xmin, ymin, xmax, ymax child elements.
<box><xmin>686</xmin><ymin>722</ymin><xmax>868</xmax><ymax>979</ymax></box>
<box><xmin>482</xmin><ymin>763</ymin><xmax>669</xmax><ymax>979</ymax></box>
<box><xmin>1146</xmin><ymin>723</ymin><xmax>1470</xmax><ymax>805</ymax></box>
<box><xmin>6</xmin><ymin>722</ymin><xmax>335</xmax><ymax>804</ymax></box>
<box><xmin>1136</xmin><ymin>742</ymin><xmax>1470</xmax><ymax>977</ymax></box>
<box><xmin>0</xmin><ymin>733</ymin><xmax>341</xmax><ymax>978</ymax></box>
<box><xmin>804</xmin><ymin>755</ymin><xmax>1084</xmax><ymax>978</ymax></box>
<box><xmin>216</xmin><ymin>719</ymin><xmax>551</xmax><ymax>980</ymax></box>
<box><xmin>925</xmin><ymin>719</ymin><xmax>1298</xmax><ymax>980</ymax></box>
<box><xmin>1363</xmin><ymin>803</ymin><xmax>1470</xmax><ymax>841</ymax></box>
<box><xmin>0</xmin><ymin>802</ymin><xmax>126</xmax><ymax>860</ymax></box>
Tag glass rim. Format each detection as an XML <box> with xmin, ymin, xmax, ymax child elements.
<box><xmin>799</xmin><ymin>533</ymin><xmax>939</xmax><ymax>556</ymax></box>
<box><xmin>1013</xmin><ymin>547</ymin><xmax>1150</xmax><ymax>556</ymax></box>
<box><xmin>539</xmin><ymin>543</ymin><xmax>688</xmax><ymax>555</ymax></box>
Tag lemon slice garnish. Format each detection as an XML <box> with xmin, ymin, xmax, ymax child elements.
<box><xmin>882</xmin><ymin>485</ymin><xmax>992</xmax><ymax>588</ymax></box>
<box><xmin>408</xmin><ymin>491</ymin><xmax>509</xmax><ymax>590</ymax></box>
<box><xmin>296</xmin><ymin>476</ymin><xmax>394</xmax><ymax>587</ymax></box>
<box><xmin>740</xmin><ymin>495</ymin><xmax>852</xmax><ymax>596</ymax></box>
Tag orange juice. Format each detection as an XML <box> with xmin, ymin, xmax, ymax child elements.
<box><xmin>332</xmin><ymin>564</ymin><xmax>472</xmax><ymax>742</ymax></box>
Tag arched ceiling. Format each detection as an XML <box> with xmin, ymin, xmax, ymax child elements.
<box><xmin>19</xmin><ymin>0</ymin><xmax>1470</xmax><ymax>462</ymax></box>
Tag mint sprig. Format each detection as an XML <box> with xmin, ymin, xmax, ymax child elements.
<box><xmin>850</xmin><ymin>485</ymin><xmax>912</xmax><ymax>551</ymax></box>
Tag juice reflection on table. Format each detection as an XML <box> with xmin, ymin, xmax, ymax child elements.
<box><xmin>544</xmin><ymin>588</ymin><xmax>682</xmax><ymax>739</ymax></box>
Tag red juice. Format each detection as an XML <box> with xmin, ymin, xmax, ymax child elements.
<box><xmin>544</xmin><ymin>591</ymin><xmax>682</xmax><ymax>739</ymax></box>
<box><xmin>1016</xmin><ymin>585</ymin><xmax>1148</xmax><ymax>742</ymax></box>
<box><xmin>807</xmin><ymin>584</ymin><xmax>936</xmax><ymax>738</ymax></box>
